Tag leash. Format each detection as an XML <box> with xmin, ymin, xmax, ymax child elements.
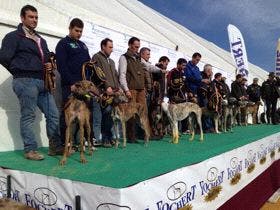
<box><xmin>44</xmin><ymin>52</ymin><xmax>57</xmax><ymax>94</ymax></box>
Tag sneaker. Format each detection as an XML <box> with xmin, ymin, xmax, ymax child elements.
<box><xmin>92</xmin><ymin>138</ymin><xmax>102</xmax><ymax>146</ymax></box>
<box><xmin>24</xmin><ymin>150</ymin><xmax>44</xmax><ymax>161</ymax></box>
<box><xmin>182</xmin><ymin>130</ymin><xmax>190</xmax><ymax>135</ymax></box>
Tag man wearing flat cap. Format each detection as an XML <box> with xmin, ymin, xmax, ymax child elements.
<box><xmin>261</xmin><ymin>72</ymin><xmax>280</xmax><ymax>124</ymax></box>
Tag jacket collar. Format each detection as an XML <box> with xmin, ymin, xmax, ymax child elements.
<box><xmin>17</xmin><ymin>23</ymin><xmax>41</xmax><ymax>38</ymax></box>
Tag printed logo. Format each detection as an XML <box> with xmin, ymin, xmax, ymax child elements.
<box><xmin>166</xmin><ymin>182</ymin><xmax>187</xmax><ymax>201</ymax></box>
<box><xmin>0</xmin><ymin>176</ymin><xmax>7</xmax><ymax>196</ymax></box>
<box><xmin>228</xmin><ymin>157</ymin><xmax>242</xmax><ymax>185</ymax></box>
<box><xmin>96</xmin><ymin>203</ymin><xmax>131</xmax><ymax>210</ymax></box>
<box><xmin>34</xmin><ymin>187</ymin><xmax>57</xmax><ymax>206</ymax></box>
<box><xmin>230</xmin><ymin>157</ymin><xmax>239</xmax><ymax>169</ymax></box>
<box><xmin>69</xmin><ymin>43</ymin><xmax>78</xmax><ymax>49</ymax></box>
<box><xmin>207</xmin><ymin>167</ymin><xmax>218</xmax><ymax>182</ymax></box>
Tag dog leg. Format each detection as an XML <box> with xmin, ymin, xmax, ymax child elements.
<box><xmin>214</xmin><ymin>117</ymin><xmax>221</xmax><ymax>134</ymax></box>
<box><xmin>188</xmin><ymin>116</ymin><xmax>195</xmax><ymax>141</ymax></box>
<box><xmin>113</xmin><ymin>121</ymin><xmax>120</xmax><ymax>149</ymax></box>
<box><xmin>79</xmin><ymin>126</ymin><xmax>87</xmax><ymax>164</ymax></box>
<box><xmin>60</xmin><ymin>123</ymin><xmax>71</xmax><ymax>165</ymax></box>
<box><xmin>197</xmin><ymin>112</ymin><xmax>204</xmax><ymax>141</ymax></box>
<box><xmin>140</xmin><ymin>116</ymin><xmax>150</xmax><ymax>147</ymax></box>
<box><xmin>172</xmin><ymin>121</ymin><xmax>179</xmax><ymax>144</ymax></box>
<box><xmin>121</xmin><ymin>120</ymin><xmax>127</xmax><ymax>148</ymax></box>
<box><xmin>85</xmin><ymin>118</ymin><xmax>93</xmax><ymax>156</ymax></box>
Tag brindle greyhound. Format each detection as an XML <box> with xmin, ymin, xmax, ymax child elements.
<box><xmin>60</xmin><ymin>80</ymin><xmax>99</xmax><ymax>165</ymax></box>
<box><xmin>111</xmin><ymin>92</ymin><xmax>150</xmax><ymax>148</ymax></box>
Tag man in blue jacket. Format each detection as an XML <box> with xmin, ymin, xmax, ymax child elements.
<box><xmin>184</xmin><ymin>52</ymin><xmax>204</xmax><ymax>101</ymax></box>
<box><xmin>55</xmin><ymin>18</ymin><xmax>91</xmax><ymax>146</ymax></box>
<box><xmin>0</xmin><ymin>5</ymin><xmax>63</xmax><ymax>160</ymax></box>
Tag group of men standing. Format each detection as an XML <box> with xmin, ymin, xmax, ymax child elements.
<box><xmin>0</xmin><ymin>5</ymin><xmax>279</xmax><ymax>161</ymax></box>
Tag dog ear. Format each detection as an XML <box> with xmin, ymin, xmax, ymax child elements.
<box><xmin>75</xmin><ymin>82</ymin><xmax>82</xmax><ymax>88</ymax></box>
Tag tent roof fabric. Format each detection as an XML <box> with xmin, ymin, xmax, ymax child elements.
<box><xmin>0</xmin><ymin>0</ymin><xmax>268</xmax><ymax>80</ymax></box>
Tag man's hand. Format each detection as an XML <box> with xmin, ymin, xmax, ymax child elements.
<box><xmin>125</xmin><ymin>90</ymin><xmax>132</xmax><ymax>99</ymax></box>
<box><xmin>106</xmin><ymin>87</ymin><xmax>113</xmax><ymax>95</ymax></box>
<box><xmin>44</xmin><ymin>62</ymin><xmax>53</xmax><ymax>73</ymax></box>
<box><xmin>188</xmin><ymin>92</ymin><xmax>193</xmax><ymax>98</ymax></box>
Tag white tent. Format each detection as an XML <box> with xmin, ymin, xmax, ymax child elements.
<box><xmin>0</xmin><ymin>0</ymin><xmax>268</xmax><ymax>151</ymax></box>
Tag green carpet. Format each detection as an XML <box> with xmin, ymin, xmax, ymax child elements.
<box><xmin>0</xmin><ymin>125</ymin><xmax>279</xmax><ymax>189</ymax></box>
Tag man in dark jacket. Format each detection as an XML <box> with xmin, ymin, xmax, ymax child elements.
<box><xmin>231</xmin><ymin>74</ymin><xmax>246</xmax><ymax>101</ymax></box>
<box><xmin>261</xmin><ymin>72</ymin><xmax>280</xmax><ymax>124</ymax></box>
<box><xmin>55</xmin><ymin>18</ymin><xmax>91</xmax><ymax>146</ymax></box>
<box><xmin>154</xmin><ymin>56</ymin><xmax>170</xmax><ymax>99</ymax></box>
<box><xmin>167</xmin><ymin>58</ymin><xmax>188</xmax><ymax>104</ymax></box>
<box><xmin>0</xmin><ymin>5</ymin><xmax>63</xmax><ymax>160</ymax></box>
<box><xmin>247</xmin><ymin>78</ymin><xmax>261</xmax><ymax>102</ymax></box>
<box><xmin>92</xmin><ymin>38</ymin><xmax>119</xmax><ymax>147</ymax></box>
<box><xmin>220</xmin><ymin>77</ymin><xmax>231</xmax><ymax>99</ymax></box>
<box><xmin>247</xmin><ymin>78</ymin><xmax>261</xmax><ymax>123</ymax></box>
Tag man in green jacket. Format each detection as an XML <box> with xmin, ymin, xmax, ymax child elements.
<box><xmin>92</xmin><ymin>38</ymin><xmax>119</xmax><ymax>147</ymax></box>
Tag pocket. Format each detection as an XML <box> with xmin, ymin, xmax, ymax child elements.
<box><xmin>12</xmin><ymin>78</ymin><xmax>33</xmax><ymax>97</ymax></box>
<box><xmin>12</xmin><ymin>79</ymin><xmax>24</xmax><ymax>97</ymax></box>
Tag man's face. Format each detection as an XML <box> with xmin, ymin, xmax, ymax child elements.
<box><xmin>102</xmin><ymin>41</ymin><xmax>113</xmax><ymax>57</ymax></box>
<box><xmin>237</xmin><ymin>77</ymin><xmax>243</xmax><ymax>82</ymax></box>
<box><xmin>129</xmin><ymin>40</ymin><xmax>140</xmax><ymax>54</ymax></box>
<box><xmin>177</xmin><ymin>63</ymin><xmax>187</xmax><ymax>71</ymax></box>
<box><xmin>69</xmin><ymin>26</ymin><xmax>83</xmax><ymax>40</ymax></box>
<box><xmin>253</xmin><ymin>79</ymin><xmax>258</xmax><ymax>85</ymax></box>
<box><xmin>21</xmin><ymin>10</ymin><xmax>38</xmax><ymax>30</ymax></box>
<box><xmin>192</xmin><ymin>56</ymin><xmax>201</xmax><ymax>66</ymax></box>
<box><xmin>141</xmin><ymin>50</ymin><xmax>150</xmax><ymax>61</ymax></box>
<box><xmin>161</xmin><ymin>60</ymin><xmax>169</xmax><ymax>70</ymax></box>
<box><xmin>204</xmin><ymin>67</ymin><xmax>212</xmax><ymax>78</ymax></box>
<box><xmin>216</xmin><ymin>76</ymin><xmax>222</xmax><ymax>81</ymax></box>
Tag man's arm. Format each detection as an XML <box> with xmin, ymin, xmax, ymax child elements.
<box><xmin>0</xmin><ymin>33</ymin><xmax>18</xmax><ymax>70</ymax></box>
<box><xmin>118</xmin><ymin>55</ymin><xmax>128</xmax><ymax>91</ymax></box>
<box><xmin>142</xmin><ymin>59</ymin><xmax>162</xmax><ymax>73</ymax></box>
<box><xmin>55</xmin><ymin>41</ymin><xmax>74</xmax><ymax>86</ymax></box>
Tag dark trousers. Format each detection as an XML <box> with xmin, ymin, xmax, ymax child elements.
<box><xmin>265</xmin><ymin>99</ymin><xmax>278</xmax><ymax>124</ymax></box>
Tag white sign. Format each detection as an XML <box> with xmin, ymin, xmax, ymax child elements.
<box><xmin>227</xmin><ymin>24</ymin><xmax>249</xmax><ymax>77</ymax></box>
<box><xmin>1</xmin><ymin>132</ymin><xmax>279</xmax><ymax>210</ymax></box>
<box><xmin>275</xmin><ymin>38</ymin><xmax>280</xmax><ymax>76</ymax></box>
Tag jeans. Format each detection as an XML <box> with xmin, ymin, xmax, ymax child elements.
<box><xmin>92</xmin><ymin>97</ymin><xmax>102</xmax><ymax>142</ymax></box>
<box><xmin>12</xmin><ymin>78</ymin><xmax>61</xmax><ymax>152</ymax></box>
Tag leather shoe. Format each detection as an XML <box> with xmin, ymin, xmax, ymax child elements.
<box><xmin>24</xmin><ymin>151</ymin><xmax>44</xmax><ymax>161</ymax></box>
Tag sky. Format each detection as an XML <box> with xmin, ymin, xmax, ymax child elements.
<box><xmin>139</xmin><ymin>0</ymin><xmax>280</xmax><ymax>72</ymax></box>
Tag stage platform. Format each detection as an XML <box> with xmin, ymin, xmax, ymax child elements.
<box><xmin>0</xmin><ymin>124</ymin><xmax>279</xmax><ymax>209</ymax></box>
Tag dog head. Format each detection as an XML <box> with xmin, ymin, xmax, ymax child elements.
<box><xmin>222</xmin><ymin>99</ymin><xmax>228</xmax><ymax>106</ymax></box>
<box><xmin>238</xmin><ymin>100</ymin><xmax>248</xmax><ymax>108</ymax></box>
<box><xmin>113</xmin><ymin>91</ymin><xmax>129</xmax><ymax>104</ymax></box>
<box><xmin>73</xmin><ymin>80</ymin><xmax>100</xmax><ymax>98</ymax></box>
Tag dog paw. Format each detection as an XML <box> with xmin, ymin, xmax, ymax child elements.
<box><xmin>59</xmin><ymin>159</ymin><xmax>66</xmax><ymax>166</ymax></box>
<box><xmin>80</xmin><ymin>158</ymin><xmax>87</xmax><ymax>164</ymax></box>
